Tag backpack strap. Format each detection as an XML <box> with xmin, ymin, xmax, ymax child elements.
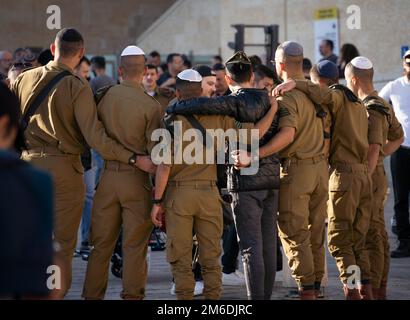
<box><xmin>22</xmin><ymin>70</ymin><xmax>71</xmax><ymax>131</ymax></box>
<box><xmin>330</xmin><ymin>84</ymin><xmax>360</xmax><ymax>103</ymax></box>
<box><xmin>94</xmin><ymin>85</ymin><xmax>115</xmax><ymax>105</ymax></box>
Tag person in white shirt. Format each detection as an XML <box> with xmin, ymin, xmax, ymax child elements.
<box><xmin>379</xmin><ymin>49</ymin><xmax>410</xmax><ymax>258</ymax></box>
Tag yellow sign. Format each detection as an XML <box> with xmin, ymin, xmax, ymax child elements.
<box><xmin>314</xmin><ymin>7</ymin><xmax>338</xmax><ymax>20</ymax></box>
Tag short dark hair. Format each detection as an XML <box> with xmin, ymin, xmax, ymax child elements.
<box><xmin>0</xmin><ymin>82</ymin><xmax>26</xmax><ymax>151</ymax></box>
<box><xmin>146</xmin><ymin>64</ymin><xmax>158</xmax><ymax>73</ymax></box>
<box><xmin>249</xmin><ymin>55</ymin><xmax>262</xmax><ymax>68</ymax></box>
<box><xmin>91</xmin><ymin>56</ymin><xmax>106</xmax><ymax>69</ymax></box>
<box><xmin>254</xmin><ymin>64</ymin><xmax>279</xmax><ymax>84</ymax></box>
<box><xmin>175</xmin><ymin>78</ymin><xmax>202</xmax><ymax>100</ymax></box>
<box><xmin>79</xmin><ymin>56</ymin><xmax>91</xmax><ymax>66</ymax></box>
<box><xmin>226</xmin><ymin>63</ymin><xmax>252</xmax><ymax>84</ymax></box>
<box><xmin>167</xmin><ymin>53</ymin><xmax>181</xmax><ymax>64</ymax></box>
<box><xmin>324</xmin><ymin>39</ymin><xmax>334</xmax><ymax>51</ymax></box>
<box><xmin>38</xmin><ymin>49</ymin><xmax>54</xmax><ymax>66</ymax></box>
<box><xmin>303</xmin><ymin>58</ymin><xmax>312</xmax><ymax>71</ymax></box>
<box><xmin>55</xmin><ymin>28</ymin><xmax>84</xmax><ymax>58</ymax></box>
<box><xmin>149</xmin><ymin>51</ymin><xmax>160</xmax><ymax>58</ymax></box>
<box><xmin>212</xmin><ymin>63</ymin><xmax>226</xmax><ymax>72</ymax></box>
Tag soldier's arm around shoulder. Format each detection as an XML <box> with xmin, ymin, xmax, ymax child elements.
<box><xmin>72</xmin><ymin>80</ymin><xmax>133</xmax><ymax>164</ymax></box>
<box><xmin>166</xmin><ymin>93</ymin><xmax>267</xmax><ymax>123</ymax></box>
<box><xmin>294</xmin><ymin>79</ymin><xmax>333</xmax><ymax>105</ymax></box>
<box><xmin>145</xmin><ymin>97</ymin><xmax>162</xmax><ymax>154</ymax></box>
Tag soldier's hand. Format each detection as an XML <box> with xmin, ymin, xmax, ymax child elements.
<box><xmin>273</xmin><ymin>78</ymin><xmax>296</xmax><ymax>97</ymax></box>
<box><xmin>151</xmin><ymin>204</ymin><xmax>164</xmax><ymax>228</ymax></box>
<box><xmin>159</xmin><ymin>86</ymin><xmax>175</xmax><ymax>98</ymax></box>
<box><xmin>231</xmin><ymin>150</ymin><xmax>252</xmax><ymax>168</ymax></box>
<box><xmin>135</xmin><ymin>155</ymin><xmax>157</xmax><ymax>174</ymax></box>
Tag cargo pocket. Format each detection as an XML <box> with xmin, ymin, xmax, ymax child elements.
<box><xmin>329</xmin><ymin>171</ymin><xmax>351</xmax><ymax>204</ymax></box>
<box><xmin>328</xmin><ymin>220</ymin><xmax>352</xmax><ymax>252</ymax></box>
<box><xmin>72</xmin><ymin>160</ymin><xmax>85</xmax><ymax>175</ymax></box>
<box><xmin>279</xmin><ymin>174</ymin><xmax>293</xmax><ymax>213</ymax></box>
<box><xmin>166</xmin><ymin>238</ymin><xmax>178</xmax><ymax>263</ymax></box>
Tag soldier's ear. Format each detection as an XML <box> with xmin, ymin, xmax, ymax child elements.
<box><xmin>225</xmin><ymin>74</ymin><xmax>233</xmax><ymax>85</ymax></box>
<box><xmin>175</xmin><ymin>89</ymin><xmax>182</xmax><ymax>99</ymax></box>
<box><xmin>50</xmin><ymin>43</ymin><xmax>56</xmax><ymax>57</ymax></box>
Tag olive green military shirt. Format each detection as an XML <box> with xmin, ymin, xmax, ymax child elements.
<box><xmin>153</xmin><ymin>88</ymin><xmax>173</xmax><ymax>115</ymax></box>
<box><xmin>11</xmin><ymin>61</ymin><xmax>132</xmax><ymax>164</ymax></box>
<box><xmin>277</xmin><ymin>76</ymin><xmax>324</xmax><ymax>160</ymax></box>
<box><xmin>295</xmin><ymin>80</ymin><xmax>370</xmax><ymax>165</ymax></box>
<box><xmin>97</xmin><ymin>81</ymin><xmax>162</xmax><ymax>156</ymax></box>
<box><xmin>366</xmin><ymin>91</ymin><xmax>404</xmax><ymax>165</ymax></box>
<box><xmin>164</xmin><ymin>115</ymin><xmax>251</xmax><ymax>182</ymax></box>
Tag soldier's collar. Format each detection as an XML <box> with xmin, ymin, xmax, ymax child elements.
<box><xmin>290</xmin><ymin>74</ymin><xmax>305</xmax><ymax>81</ymax></box>
<box><xmin>47</xmin><ymin>61</ymin><xmax>73</xmax><ymax>73</ymax></box>
<box><xmin>121</xmin><ymin>80</ymin><xmax>143</xmax><ymax>89</ymax></box>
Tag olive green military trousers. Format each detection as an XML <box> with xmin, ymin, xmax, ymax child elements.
<box><xmin>82</xmin><ymin>161</ymin><xmax>152</xmax><ymax>300</ymax></box>
<box><xmin>165</xmin><ymin>182</ymin><xmax>223</xmax><ymax>300</ymax></box>
<box><xmin>366</xmin><ymin>165</ymin><xmax>390</xmax><ymax>289</ymax></box>
<box><xmin>327</xmin><ymin>163</ymin><xmax>372</xmax><ymax>285</ymax></box>
<box><xmin>278</xmin><ymin>156</ymin><xmax>329</xmax><ymax>289</ymax></box>
<box><xmin>22</xmin><ymin>150</ymin><xmax>85</xmax><ymax>295</ymax></box>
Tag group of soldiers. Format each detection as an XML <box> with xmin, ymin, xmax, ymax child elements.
<box><xmin>9</xmin><ymin>27</ymin><xmax>404</xmax><ymax>301</ymax></box>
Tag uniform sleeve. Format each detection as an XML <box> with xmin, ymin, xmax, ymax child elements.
<box><xmin>146</xmin><ymin>103</ymin><xmax>162</xmax><ymax>154</ymax></box>
<box><xmin>379</xmin><ymin>82</ymin><xmax>392</xmax><ymax>103</ymax></box>
<box><xmin>277</xmin><ymin>96</ymin><xmax>298</xmax><ymax>131</ymax></box>
<box><xmin>295</xmin><ymin>80</ymin><xmax>333</xmax><ymax>105</ymax></box>
<box><xmin>73</xmin><ymin>85</ymin><xmax>133</xmax><ymax>164</ymax></box>
<box><xmin>367</xmin><ymin>109</ymin><xmax>385</xmax><ymax>146</ymax></box>
<box><xmin>388</xmin><ymin>107</ymin><xmax>404</xmax><ymax>141</ymax></box>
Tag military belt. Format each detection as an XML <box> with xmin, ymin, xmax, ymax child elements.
<box><xmin>331</xmin><ymin>163</ymin><xmax>368</xmax><ymax>173</ymax></box>
<box><xmin>168</xmin><ymin>180</ymin><xmax>217</xmax><ymax>188</ymax></box>
<box><xmin>104</xmin><ymin>160</ymin><xmax>135</xmax><ymax>172</ymax></box>
<box><xmin>23</xmin><ymin>147</ymin><xmax>78</xmax><ymax>159</ymax></box>
<box><xmin>281</xmin><ymin>154</ymin><xmax>326</xmax><ymax>167</ymax></box>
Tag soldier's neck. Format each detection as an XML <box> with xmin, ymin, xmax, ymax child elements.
<box><xmin>357</xmin><ymin>84</ymin><xmax>376</xmax><ymax>100</ymax></box>
<box><xmin>229</xmin><ymin>82</ymin><xmax>252</xmax><ymax>93</ymax></box>
<box><xmin>282</xmin><ymin>72</ymin><xmax>305</xmax><ymax>81</ymax></box>
<box><xmin>55</xmin><ymin>57</ymin><xmax>76</xmax><ymax>71</ymax></box>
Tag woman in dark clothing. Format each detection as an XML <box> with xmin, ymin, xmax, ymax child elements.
<box><xmin>0</xmin><ymin>82</ymin><xmax>54</xmax><ymax>299</ymax></box>
<box><xmin>338</xmin><ymin>43</ymin><xmax>360</xmax><ymax>78</ymax></box>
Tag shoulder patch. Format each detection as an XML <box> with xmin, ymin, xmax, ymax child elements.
<box><xmin>278</xmin><ymin>106</ymin><xmax>291</xmax><ymax>118</ymax></box>
<box><xmin>330</xmin><ymin>84</ymin><xmax>359</xmax><ymax>103</ymax></box>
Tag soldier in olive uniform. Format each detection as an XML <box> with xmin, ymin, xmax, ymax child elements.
<box><xmin>82</xmin><ymin>46</ymin><xmax>161</xmax><ymax>300</ymax></box>
<box><xmin>275</xmin><ymin>57</ymin><xmax>379</xmax><ymax>300</ymax></box>
<box><xmin>348</xmin><ymin>57</ymin><xmax>404</xmax><ymax>300</ymax></box>
<box><xmin>257</xmin><ymin>42</ymin><xmax>329</xmax><ymax>300</ymax></box>
<box><xmin>151</xmin><ymin>69</ymin><xmax>277</xmax><ymax>300</ymax></box>
<box><xmin>11</xmin><ymin>29</ymin><xmax>151</xmax><ymax>295</ymax></box>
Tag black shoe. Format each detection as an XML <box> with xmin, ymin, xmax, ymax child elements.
<box><xmin>391</xmin><ymin>241</ymin><xmax>410</xmax><ymax>258</ymax></box>
<box><xmin>391</xmin><ymin>216</ymin><xmax>398</xmax><ymax>236</ymax></box>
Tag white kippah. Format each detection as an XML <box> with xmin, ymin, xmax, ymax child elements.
<box><xmin>121</xmin><ymin>45</ymin><xmax>145</xmax><ymax>57</ymax></box>
<box><xmin>177</xmin><ymin>69</ymin><xmax>202</xmax><ymax>82</ymax></box>
<box><xmin>351</xmin><ymin>56</ymin><xmax>373</xmax><ymax>70</ymax></box>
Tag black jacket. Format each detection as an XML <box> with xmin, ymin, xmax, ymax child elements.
<box><xmin>167</xmin><ymin>88</ymin><xmax>280</xmax><ymax>192</ymax></box>
<box><xmin>0</xmin><ymin>150</ymin><xmax>54</xmax><ymax>296</ymax></box>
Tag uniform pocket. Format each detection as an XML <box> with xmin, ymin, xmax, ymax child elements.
<box><xmin>166</xmin><ymin>238</ymin><xmax>178</xmax><ymax>263</ymax></box>
<box><xmin>329</xmin><ymin>172</ymin><xmax>351</xmax><ymax>192</ymax></box>
<box><xmin>72</xmin><ymin>160</ymin><xmax>85</xmax><ymax>175</ymax></box>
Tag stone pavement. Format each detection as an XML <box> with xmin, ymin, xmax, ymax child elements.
<box><xmin>66</xmin><ymin>165</ymin><xmax>410</xmax><ymax>300</ymax></box>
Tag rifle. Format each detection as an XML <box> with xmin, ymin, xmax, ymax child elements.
<box><xmin>225</xmin><ymin>163</ymin><xmax>252</xmax><ymax>300</ymax></box>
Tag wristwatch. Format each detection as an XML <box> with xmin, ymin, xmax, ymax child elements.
<box><xmin>152</xmin><ymin>198</ymin><xmax>163</xmax><ymax>205</ymax></box>
<box><xmin>128</xmin><ymin>153</ymin><xmax>138</xmax><ymax>166</ymax></box>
